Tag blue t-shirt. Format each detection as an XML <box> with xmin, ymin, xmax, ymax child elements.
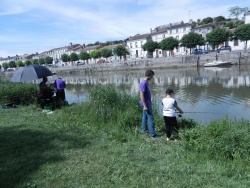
<box><xmin>139</xmin><ymin>80</ymin><xmax>152</xmax><ymax>107</ymax></box>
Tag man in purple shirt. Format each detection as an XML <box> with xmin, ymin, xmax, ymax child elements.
<box><xmin>54</xmin><ymin>78</ymin><xmax>66</xmax><ymax>101</ymax></box>
<box><xmin>139</xmin><ymin>70</ymin><xmax>157</xmax><ymax>138</ymax></box>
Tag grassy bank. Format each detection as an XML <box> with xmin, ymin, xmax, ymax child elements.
<box><xmin>0</xmin><ymin>80</ymin><xmax>38</xmax><ymax>105</ymax></box>
<box><xmin>0</xmin><ymin>85</ymin><xmax>249</xmax><ymax>187</ymax></box>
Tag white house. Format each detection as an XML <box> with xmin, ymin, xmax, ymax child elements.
<box><xmin>150</xmin><ymin>20</ymin><xmax>197</xmax><ymax>57</ymax></box>
<box><xmin>244</xmin><ymin>9</ymin><xmax>250</xmax><ymax>24</ymax></box>
<box><xmin>126</xmin><ymin>33</ymin><xmax>151</xmax><ymax>59</ymax></box>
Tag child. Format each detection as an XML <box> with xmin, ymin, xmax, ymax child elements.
<box><xmin>162</xmin><ymin>88</ymin><xmax>183</xmax><ymax>141</ymax></box>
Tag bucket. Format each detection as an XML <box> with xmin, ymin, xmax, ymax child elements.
<box><xmin>44</xmin><ymin>104</ymin><xmax>53</xmax><ymax>111</ymax></box>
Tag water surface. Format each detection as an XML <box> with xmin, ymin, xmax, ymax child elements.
<box><xmin>50</xmin><ymin>65</ymin><xmax>250</xmax><ymax>125</ymax></box>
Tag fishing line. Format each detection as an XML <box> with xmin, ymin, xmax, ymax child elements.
<box><xmin>183</xmin><ymin>112</ymin><xmax>224</xmax><ymax>114</ymax></box>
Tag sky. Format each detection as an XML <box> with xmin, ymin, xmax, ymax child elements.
<box><xmin>0</xmin><ymin>0</ymin><xmax>249</xmax><ymax>57</ymax></box>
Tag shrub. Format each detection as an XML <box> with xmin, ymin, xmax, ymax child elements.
<box><xmin>0</xmin><ymin>80</ymin><xmax>39</xmax><ymax>105</ymax></box>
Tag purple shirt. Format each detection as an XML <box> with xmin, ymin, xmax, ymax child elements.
<box><xmin>139</xmin><ymin>80</ymin><xmax>152</xmax><ymax>107</ymax></box>
<box><xmin>54</xmin><ymin>78</ymin><xmax>66</xmax><ymax>90</ymax></box>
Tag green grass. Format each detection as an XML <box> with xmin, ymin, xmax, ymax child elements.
<box><xmin>0</xmin><ymin>80</ymin><xmax>39</xmax><ymax>105</ymax></box>
<box><xmin>0</xmin><ymin>85</ymin><xmax>249</xmax><ymax>188</ymax></box>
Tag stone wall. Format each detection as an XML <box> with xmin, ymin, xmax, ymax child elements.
<box><xmin>56</xmin><ymin>50</ymin><xmax>250</xmax><ymax>75</ymax></box>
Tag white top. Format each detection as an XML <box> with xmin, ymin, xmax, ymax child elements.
<box><xmin>162</xmin><ymin>97</ymin><xmax>177</xmax><ymax>117</ymax></box>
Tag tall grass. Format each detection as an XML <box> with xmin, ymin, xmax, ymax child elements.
<box><xmin>180</xmin><ymin>118</ymin><xmax>250</xmax><ymax>162</ymax></box>
<box><xmin>0</xmin><ymin>80</ymin><xmax>38</xmax><ymax>105</ymax></box>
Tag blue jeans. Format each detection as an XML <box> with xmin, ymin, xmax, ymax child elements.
<box><xmin>141</xmin><ymin>106</ymin><xmax>156</xmax><ymax>137</ymax></box>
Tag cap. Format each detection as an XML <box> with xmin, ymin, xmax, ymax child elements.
<box><xmin>166</xmin><ymin>88</ymin><xmax>174</xmax><ymax>94</ymax></box>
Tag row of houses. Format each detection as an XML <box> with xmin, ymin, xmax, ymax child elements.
<box><xmin>128</xmin><ymin>11</ymin><xmax>250</xmax><ymax>59</ymax></box>
<box><xmin>1</xmin><ymin>10</ymin><xmax>250</xmax><ymax>67</ymax></box>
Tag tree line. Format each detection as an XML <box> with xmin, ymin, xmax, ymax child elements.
<box><xmin>60</xmin><ymin>45</ymin><xmax>129</xmax><ymax>64</ymax></box>
<box><xmin>1</xmin><ymin>56</ymin><xmax>53</xmax><ymax>70</ymax></box>
<box><xmin>1</xmin><ymin>45</ymin><xmax>129</xmax><ymax>69</ymax></box>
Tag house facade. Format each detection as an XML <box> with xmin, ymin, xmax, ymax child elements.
<box><xmin>126</xmin><ymin>33</ymin><xmax>152</xmax><ymax>59</ymax></box>
<box><xmin>244</xmin><ymin>10</ymin><xmax>250</xmax><ymax>24</ymax></box>
<box><xmin>150</xmin><ymin>20</ymin><xmax>197</xmax><ymax>57</ymax></box>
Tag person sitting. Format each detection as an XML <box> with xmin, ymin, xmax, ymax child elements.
<box><xmin>39</xmin><ymin>77</ymin><xmax>54</xmax><ymax>101</ymax></box>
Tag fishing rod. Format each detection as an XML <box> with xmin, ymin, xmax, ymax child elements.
<box><xmin>175</xmin><ymin>111</ymin><xmax>224</xmax><ymax>118</ymax></box>
<box><xmin>183</xmin><ymin>112</ymin><xmax>224</xmax><ymax>114</ymax></box>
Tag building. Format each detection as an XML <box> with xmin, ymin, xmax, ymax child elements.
<box><xmin>126</xmin><ymin>33</ymin><xmax>151</xmax><ymax>59</ymax></box>
<box><xmin>150</xmin><ymin>20</ymin><xmax>197</xmax><ymax>57</ymax></box>
<box><xmin>244</xmin><ymin>9</ymin><xmax>250</xmax><ymax>24</ymax></box>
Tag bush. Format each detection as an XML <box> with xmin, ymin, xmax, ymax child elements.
<box><xmin>0</xmin><ymin>80</ymin><xmax>39</xmax><ymax>105</ymax></box>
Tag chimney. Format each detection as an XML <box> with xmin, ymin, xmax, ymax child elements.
<box><xmin>36</xmin><ymin>52</ymin><xmax>38</xmax><ymax>55</ymax></box>
<box><xmin>70</xmin><ymin>42</ymin><xmax>72</xmax><ymax>46</ymax></box>
<box><xmin>150</xmin><ymin>28</ymin><xmax>152</xmax><ymax>33</ymax></box>
<box><xmin>16</xmin><ymin>54</ymin><xmax>18</xmax><ymax>57</ymax></box>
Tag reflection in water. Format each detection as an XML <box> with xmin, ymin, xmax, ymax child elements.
<box><xmin>59</xmin><ymin>65</ymin><xmax>250</xmax><ymax>125</ymax></box>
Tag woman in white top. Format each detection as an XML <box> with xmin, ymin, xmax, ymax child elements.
<box><xmin>162</xmin><ymin>88</ymin><xmax>183</xmax><ymax>141</ymax></box>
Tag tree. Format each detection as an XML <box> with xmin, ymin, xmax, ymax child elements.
<box><xmin>32</xmin><ymin>59</ymin><xmax>39</xmax><ymax>64</ymax></box>
<box><xmin>90</xmin><ymin>50</ymin><xmax>101</xmax><ymax>62</ymax></box>
<box><xmin>2</xmin><ymin>62</ymin><xmax>8</xmax><ymax>70</ymax></box>
<box><xmin>69</xmin><ymin>52</ymin><xmax>79</xmax><ymax>64</ymax></box>
<box><xmin>206</xmin><ymin>28</ymin><xmax>231</xmax><ymax>49</ymax></box>
<box><xmin>235</xmin><ymin>24</ymin><xmax>250</xmax><ymax>50</ymax></box>
<box><xmin>79</xmin><ymin>51</ymin><xmax>90</xmax><ymax>64</ymax></box>
<box><xmin>214</xmin><ymin>16</ymin><xmax>226</xmax><ymax>23</ymax></box>
<box><xmin>181</xmin><ymin>32</ymin><xmax>205</xmax><ymax>54</ymax></box>
<box><xmin>16</xmin><ymin>61</ymin><xmax>25</xmax><ymax>67</ymax></box>
<box><xmin>113</xmin><ymin>45</ymin><xmax>129</xmax><ymax>60</ymax></box>
<box><xmin>94</xmin><ymin>41</ymin><xmax>101</xmax><ymax>45</ymax></box>
<box><xmin>101</xmin><ymin>48</ymin><xmax>113</xmax><ymax>61</ymax></box>
<box><xmin>24</xmin><ymin>59</ymin><xmax>32</xmax><ymax>66</ymax></box>
<box><xmin>159</xmin><ymin>37</ymin><xmax>179</xmax><ymax>56</ymax></box>
<box><xmin>61</xmin><ymin>54</ymin><xmax>70</xmax><ymax>63</ymax></box>
<box><xmin>9</xmin><ymin>61</ymin><xmax>16</xmax><ymax>68</ymax></box>
<box><xmin>142</xmin><ymin>40</ymin><xmax>159</xmax><ymax>58</ymax></box>
<box><xmin>38</xmin><ymin>58</ymin><xmax>45</xmax><ymax>65</ymax></box>
<box><xmin>228</xmin><ymin>6</ymin><xmax>248</xmax><ymax>18</ymax></box>
<box><xmin>44</xmin><ymin>56</ymin><xmax>53</xmax><ymax>65</ymax></box>
<box><xmin>199</xmin><ymin>17</ymin><xmax>213</xmax><ymax>25</ymax></box>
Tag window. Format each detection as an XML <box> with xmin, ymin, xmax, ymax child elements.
<box><xmin>176</xmin><ymin>35</ymin><xmax>179</xmax><ymax>40</ymax></box>
<box><xmin>163</xmin><ymin>34</ymin><xmax>165</xmax><ymax>38</ymax></box>
<box><xmin>130</xmin><ymin>43</ymin><xmax>132</xmax><ymax>48</ymax></box>
<box><xmin>169</xmin><ymin>30</ymin><xmax>172</xmax><ymax>34</ymax></box>
<box><xmin>183</xmin><ymin>27</ymin><xmax>186</xmax><ymax>32</ymax></box>
<box><xmin>141</xmin><ymin>41</ymin><xmax>143</xmax><ymax>47</ymax></box>
<box><xmin>176</xmin><ymin>28</ymin><xmax>178</xmax><ymax>33</ymax></box>
<box><xmin>234</xmin><ymin>40</ymin><xmax>239</xmax><ymax>46</ymax></box>
<box><xmin>135</xmin><ymin>42</ymin><xmax>138</xmax><ymax>48</ymax></box>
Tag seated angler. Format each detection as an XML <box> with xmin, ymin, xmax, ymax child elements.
<box><xmin>39</xmin><ymin>77</ymin><xmax>54</xmax><ymax>101</ymax></box>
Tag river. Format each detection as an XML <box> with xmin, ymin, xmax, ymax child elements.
<box><xmin>49</xmin><ymin>65</ymin><xmax>250</xmax><ymax>125</ymax></box>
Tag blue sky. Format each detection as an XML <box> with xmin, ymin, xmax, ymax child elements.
<box><xmin>0</xmin><ymin>0</ymin><xmax>249</xmax><ymax>57</ymax></box>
